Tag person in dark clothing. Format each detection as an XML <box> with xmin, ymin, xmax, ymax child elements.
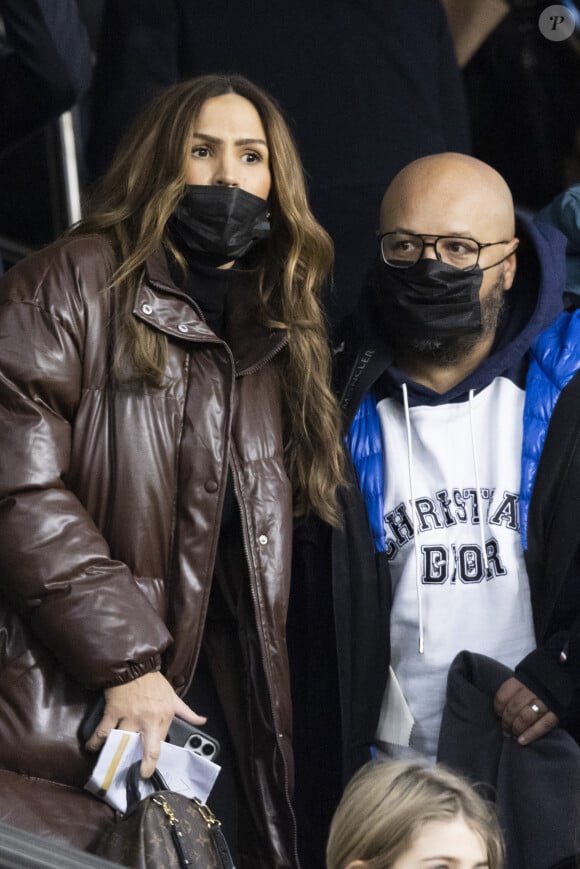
<box><xmin>0</xmin><ymin>0</ymin><xmax>92</xmax><ymax>155</ymax></box>
<box><xmin>290</xmin><ymin>152</ymin><xmax>580</xmax><ymax>866</ymax></box>
<box><xmin>461</xmin><ymin>0</ymin><xmax>580</xmax><ymax>211</ymax></box>
<box><xmin>535</xmin><ymin>183</ymin><xmax>580</xmax><ymax>307</ymax></box>
<box><xmin>84</xmin><ymin>0</ymin><xmax>471</xmax><ymax>326</ymax></box>
<box><xmin>0</xmin><ymin>0</ymin><xmax>92</xmax><ymax>267</ymax></box>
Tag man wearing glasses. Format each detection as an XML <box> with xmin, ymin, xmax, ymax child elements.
<box><xmin>291</xmin><ymin>152</ymin><xmax>580</xmax><ymax>866</ymax></box>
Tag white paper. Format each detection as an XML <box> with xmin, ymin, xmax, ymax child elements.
<box><xmin>375</xmin><ymin>666</ymin><xmax>415</xmax><ymax>747</ymax></box>
<box><xmin>84</xmin><ymin>729</ymin><xmax>221</xmax><ymax>812</ymax></box>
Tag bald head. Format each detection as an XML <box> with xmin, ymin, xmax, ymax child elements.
<box><xmin>380</xmin><ymin>153</ymin><xmax>516</xmax><ymax>241</ymax></box>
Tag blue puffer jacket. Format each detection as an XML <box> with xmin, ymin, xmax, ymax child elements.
<box><xmin>347</xmin><ymin>309</ymin><xmax>580</xmax><ymax>553</ymax></box>
<box><xmin>521</xmin><ymin>309</ymin><xmax>580</xmax><ymax>548</ymax></box>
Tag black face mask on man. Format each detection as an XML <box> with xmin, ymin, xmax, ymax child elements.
<box><xmin>168</xmin><ymin>185</ymin><xmax>271</xmax><ymax>265</ymax></box>
<box><xmin>371</xmin><ymin>257</ymin><xmax>485</xmax><ymax>341</ymax></box>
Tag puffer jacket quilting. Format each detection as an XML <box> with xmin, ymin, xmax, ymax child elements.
<box><xmin>0</xmin><ymin>233</ymin><xmax>297</xmax><ymax>866</ymax></box>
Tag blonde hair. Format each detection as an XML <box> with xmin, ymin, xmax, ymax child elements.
<box><xmin>72</xmin><ymin>74</ymin><xmax>344</xmax><ymax>525</ymax></box>
<box><xmin>326</xmin><ymin>760</ymin><xmax>504</xmax><ymax>869</ymax></box>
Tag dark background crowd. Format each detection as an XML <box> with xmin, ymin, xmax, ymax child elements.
<box><xmin>2</xmin><ymin>0</ymin><xmax>580</xmax><ymax>323</ymax></box>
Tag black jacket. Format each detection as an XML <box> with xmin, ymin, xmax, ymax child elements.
<box><xmin>289</xmin><ymin>464</ymin><xmax>391</xmax><ymax>869</ymax></box>
<box><xmin>439</xmin><ymin>652</ymin><xmax>580</xmax><ymax>869</ymax></box>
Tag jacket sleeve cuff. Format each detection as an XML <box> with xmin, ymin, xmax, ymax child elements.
<box><xmin>102</xmin><ymin>655</ymin><xmax>163</xmax><ymax>688</ymax></box>
<box><xmin>515</xmin><ymin>647</ymin><xmax>577</xmax><ymax>718</ymax></box>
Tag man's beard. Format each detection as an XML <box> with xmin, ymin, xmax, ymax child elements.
<box><xmin>394</xmin><ymin>270</ymin><xmax>506</xmax><ymax>367</ymax></box>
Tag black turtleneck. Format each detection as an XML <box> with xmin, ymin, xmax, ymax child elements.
<box><xmin>167</xmin><ymin>251</ymin><xmax>239</xmax><ymax>340</ymax></box>
<box><xmin>166</xmin><ymin>246</ymin><xmax>261</xmax><ymax>603</ymax></box>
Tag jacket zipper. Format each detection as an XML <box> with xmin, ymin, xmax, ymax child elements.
<box><xmin>236</xmin><ymin>333</ymin><xmax>289</xmax><ymax>377</ymax></box>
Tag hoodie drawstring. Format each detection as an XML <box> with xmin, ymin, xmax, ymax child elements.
<box><xmin>468</xmin><ymin>389</ymin><xmax>489</xmax><ymax>573</ymax></box>
<box><xmin>402</xmin><ymin>383</ymin><xmax>424</xmax><ymax>654</ymax></box>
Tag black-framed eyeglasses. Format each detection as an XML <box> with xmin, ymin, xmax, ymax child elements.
<box><xmin>379</xmin><ymin>231</ymin><xmax>510</xmax><ymax>271</ymax></box>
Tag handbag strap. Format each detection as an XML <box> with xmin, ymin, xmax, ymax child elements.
<box><xmin>193</xmin><ymin>798</ymin><xmax>235</xmax><ymax>869</ymax></box>
<box><xmin>125</xmin><ymin>761</ymin><xmax>170</xmax><ymax>811</ymax></box>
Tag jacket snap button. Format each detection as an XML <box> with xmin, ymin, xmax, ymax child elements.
<box><xmin>173</xmin><ymin>675</ymin><xmax>185</xmax><ymax>687</ymax></box>
<box><xmin>141</xmin><ymin>303</ymin><xmax>153</xmax><ymax>315</ymax></box>
<box><xmin>205</xmin><ymin>480</ymin><xmax>218</xmax><ymax>493</ymax></box>
<box><xmin>178</xmin><ymin>324</ymin><xmax>189</xmax><ymax>333</ymax></box>
<box><xmin>258</xmin><ymin>534</ymin><xmax>268</xmax><ymax>545</ymax></box>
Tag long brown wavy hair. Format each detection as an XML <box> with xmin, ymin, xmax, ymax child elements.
<box><xmin>72</xmin><ymin>74</ymin><xmax>344</xmax><ymax>525</ymax></box>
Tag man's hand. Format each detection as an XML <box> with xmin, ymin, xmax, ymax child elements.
<box><xmin>494</xmin><ymin>676</ymin><xmax>558</xmax><ymax>745</ymax></box>
<box><xmin>85</xmin><ymin>671</ymin><xmax>207</xmax><ymax>777</ymax></box>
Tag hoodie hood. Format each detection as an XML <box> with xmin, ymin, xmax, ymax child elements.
<box><xmin>339</xmin><ymin>213</ymin><xmax>567</xmax><ymax>423</ymax></box>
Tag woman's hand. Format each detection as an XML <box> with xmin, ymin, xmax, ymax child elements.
<box><xmin>85</xmin><ymin>671</ymin><xmax>207</xmax><ymax>776</ymax></box>
<box><xmin>494</xmin><ymin>676</ymin><xmax>558</xmax><ymax>745</ymax></box>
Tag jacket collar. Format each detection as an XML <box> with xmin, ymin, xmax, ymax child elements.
<box><xmin>135</xmin><ymin>247</ymin><xmax>288</xmax><ymax>374</ymax></box>
<box><xmin>339</xmin><ymin>340</ymin><xmax>392</xmax><ymax>427</ymax></box>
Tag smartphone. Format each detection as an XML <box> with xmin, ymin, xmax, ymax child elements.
<box><xmin>80</xmin><ymin>696</ymin><xmax>220</xmax><ymax>762</ymax></box>
<box><xmin>166</xmin><ymin>716</ymin><xmax>220</xmax><ymax>762</ymax></box>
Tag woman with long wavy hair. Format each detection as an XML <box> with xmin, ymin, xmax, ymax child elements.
<box><xmin>0</xmin><ymin>74</ymin><xmax>343</xmax><ymax>867</ymax></box>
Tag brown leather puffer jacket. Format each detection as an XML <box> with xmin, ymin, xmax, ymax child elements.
<box><xmin>0</xmin><ymin>235</ymin><xmax>298</xmax><ymax>868</ymax></box>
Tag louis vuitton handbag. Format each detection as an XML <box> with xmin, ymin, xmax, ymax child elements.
<box><xmin>93</xmin><ymin>762</ymin><xmax>235</xmax><ymax>869</ymax></box>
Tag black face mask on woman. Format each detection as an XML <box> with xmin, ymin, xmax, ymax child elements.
<box><xmin>169</xmin><ymin>185</ymin><xmax>271</xmax><ymax>265</ymax></box>
<box><xmin>370</xmin><ymin>257</ymin><xmax>485</xmax><ymax>340</ymax></box>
